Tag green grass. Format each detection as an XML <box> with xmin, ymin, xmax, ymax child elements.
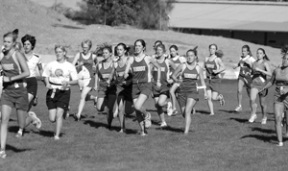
<box><xmin>0</xmin><ymin>80</ymin><xmax>287</xmax><ymax>171</ymax></box>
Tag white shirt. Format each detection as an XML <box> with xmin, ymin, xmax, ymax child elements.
<box><xmin>42</xmin><ymin>60</ymin><xmax>78</xmax><ymax>89</ymax></box>
<box><xmin>239</xmin><ymin>55</ymin><xmax>255</xmax><ymax>67</ymax></box>
<box><xmin>26</xmin><ymin>53</ymin><xmax>41</xmax><ymax>77</ymax></box>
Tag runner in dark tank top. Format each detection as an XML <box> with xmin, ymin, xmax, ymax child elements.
<box><xmin>172</xmin><ymin>48</ymin><xmax>206</xmax><ymax>135</ymax></box>
<box><xmin>73</xmin><ymin>40</ymin><xmax>97</xmax><ymax>121</ymax></box>
<box><xmin>204</xmin><ymin>44</ymin><xmax>226</xmax><ymax>116</ymax></box>
<box><xmin>124</xmin><ymin>39</ymin><xmax>162</xmax><ymax>136</ymax></box>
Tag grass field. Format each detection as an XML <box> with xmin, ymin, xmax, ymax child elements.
<box><xmin>0</xmin><ymin>80</ymin><xmax>287</xmax><ymax>171</ymax></box>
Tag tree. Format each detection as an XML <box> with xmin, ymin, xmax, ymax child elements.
<box><xmin>70</xmin><ymin>0</ymin><xmax>175</xmax><ymax>30</ymax></box>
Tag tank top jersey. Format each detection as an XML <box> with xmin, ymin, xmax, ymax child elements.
<box><xmin>98</xmin><ymin>62</ymin><xmax>114</xmax><ymax>87</ymax></box>
<box><xmin>180</xmin><ymin>64</ymin><xmax>199</xmax><ymax>92</ymax></box>
<box><xmin>1</xmin><ymin>52</ymin><xmax>26</xmax><ymax>91</ymax></box>
<box><xmin>131</xmin><ymin>56</ymin><xmax>149</xmax><ymax>83</ymax></box>
<box><xmin>274</xmin><ymin>66</ymin><xmax>288</xmax><ymax>86</ymax></box>
<box><xmin>153</xmin><ymin>59</ymin><xmax>168</xmax><ymax>85</ymax></box>
<box><xmin>252</xmin><ymin>60</ymin><xmax>267</xmax><ymax>80</ymax></box>
<box><xmin>78</xmin><ymin>52</ymin><xmax>94</xmax><ymax>78</ymax></box>
<box><xmin>205</xmin><ymin>58</ymin><xmax>219</xmax><ymax>79</ymax></box>
<box><xmin>170</xmin><ymin>56</ymin><xmax>184</xmax><ymax>73</ymax></box>
<box><xmin>238</xmin><ymin>56</ymin><xmax>254</xmax><ymax>78</ymax></box>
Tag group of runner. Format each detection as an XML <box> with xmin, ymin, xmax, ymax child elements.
<box><xmin>0</xmin><ymin>28</ymin><xmax>287</xmax><ymax>158</ymax></box>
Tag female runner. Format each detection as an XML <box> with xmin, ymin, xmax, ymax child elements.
<box><xmin>95</xmin><ymin>45</ymin><xmax>117</xmax><ymax>129</ymax></box>
<box><xmin>124</xmin><ymin>39</ymin><xmax>162</xmax><ymax>136</ymax></box>
<box><xmin>112</xmin><ymin>43</ymin><xmax>133</xmax><ymax>132</ymax></box>
<box><xmin>172</xmin><ymin>48</ymin><xmax>206</xmax><ymax>134</ymax></box>
<box><xmin>73</xmin><ymin>40</ymin><xmax>97</xmax><ymax>121</ymax></box>
<box><xmin>204</xmin><ymin>44</ymin><xmax>226</xmax><ymax>115</ymax></box>
<box><xmin>248</xmin><ymin>48</ymin><xmax>271</xmax><ymax>124</ymax></box>
<box><xmin>42</xmin><ymin>45</ymin><xmax>78</xmax><ymax>140</ymax></box>
<box><xmin>0</xmin><ymin>32</ymin><xmax>31</xmax><ymax>158</ymax></box>
<box><xmin>168</xmin><ymin>45</ymin><xmax>186</xmax><ymax>115</ymax></box>
<box><xmin>152</xmin><ymin>44</ymin><xmax>176</xmax><ymax>127</ymax></box>
<box><xmin>234</xmin><ymin>45</ymin><xmax>255</xmax><ymax>112</ymax></box>
<box><xmin>261</xmin><ymin>48</ymin><xmax>288</xmax><ymax>146</ymax></box>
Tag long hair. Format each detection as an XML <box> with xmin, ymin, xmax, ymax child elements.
<box><xmin>258</xmin><ymin>48</ymin><xmax>270</xmax><ymax>61</ymax></box>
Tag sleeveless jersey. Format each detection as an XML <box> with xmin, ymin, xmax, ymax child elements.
<box><xmin>131</xmin><ymin>56</ymin><xmax>149</xmax><ymax>83</ymax></box>
<box><xmin>180</xmin><ymin>64</ymin><xmax>199</xmax><ymax>92</ymax></box>
<box><xmin>252</xmin><ymin>60</ymin><xmax>267</xmax><ymax>80</ymax></box>
<box><xmin>1</xmin><ymin>52</ymin><xmax>26</xmax><ymax>91</ymax></box>
<box><xmin>153</xmin><ymin>59</ymin><xmax>168</xmax><ymax>85</ymax></box>
<box><xmin>205</xmin><ymin>58</ymin><xmax>219</xmax><ymax>79</ymax></box>
<box><xmin>274</xmin><ymin>66</ymin><xmax>288</xmax><ymax>86</ymax></box>
<box><xmin>78</xmin><ymin>52</ymin><xmax>94</xmax><ymax>78</ymax></box>
<box><xmin>98</xmin><ymin>62</ymin><xmax>113</xmax><ymax>87</ymax></box>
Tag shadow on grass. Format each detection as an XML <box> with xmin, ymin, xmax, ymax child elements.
<box><xmin>51</xmin><ymin>23</ymin><xmax>84</xmax><ymax>29</ymax></box>
<box><xmin>219</xmin><ymin>109</ymin><xmax>238</xmax><ymax>114</ymax></box>
<box><xmin>83</xmin><ymin>120</ymin><xmax>138</xmax><ymax>134</ymax></box>
<box><xmin>241</xmin><ymin>134</ymin><xmax>276</xmax><ymax>142</ymax></box>
<box><xmin>6</xmin><ymin>144</ymin><xmax>32</xmax><ymax>153</ymax></box>
<box><xmin>34</xmin><ymin>130</ymin><xmax>56</xmax><ymax>137</ymax></box>
<box><xmin>8</xmin><ymin>126</ymin><xmax>19</xmax><ymax>133</ymax></box>
<box><xmin>251</xmin><ymin>127</ymin><xmax>274</xmax><ymax>134</ymax></box>
<box><xmin>196</xmin><ymin>110</ymin><xmax>211</xmax><ymax>115</ymax></box>
<box><xmin>229</xmin><ymin>117</ymin><xmax>248</xmax><ymax>123</ymax></box>
<box><xmin>156</xmin><ymin>126</ymin><xmax>183</xmax><ymax>133</ymax></box>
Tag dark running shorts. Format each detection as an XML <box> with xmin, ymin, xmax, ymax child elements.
<box><xmin>46</xmin><ymin>89</ymin><xmax>70</xmax><ymax>110</ymax></box>
<box><xmin>1</xmin><ymin>88</ymin><xmax>29</xmax><ymax>111</ymax></box>
<box><xmin>206</xmin><ymin>78</ymin><xmax>221</xmax><ymax>93</ymax></box>
<box><xmin>26</xmin><ymin>77</ymin><xmax>38</xmax><ymax>96</ymax></box>
<box><xmin>152</xmin><ymin>83</ymin><xmax>170</xmax><ymax>98</ymax></box>
<box><xmin>132</xmin><ymin>82</ymin><xmax>152</xmax><ymax>99</ymax></box>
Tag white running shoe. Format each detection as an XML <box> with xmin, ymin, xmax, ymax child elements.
<box><xmin>29</xmin><ymin>111</ymin><xmax>42</xmax><ymax>129</ymax></box>
<box><xmin>160</xmin><ymin>121</ymin><xmax>167</xmax><ymax>128</ymax></box>
<box><xmin>261</xmin><ymin>117</ymin><xmax>267</xmax><ymax>125</ymax></box>
<box><xmin>277</xmin><ymin>142</ymin><xmax>284</xmax><ymax>147</ymax></box>
<box><xmin>144</xmin><ymin>112</ymin><xmax>152</xmax><ymax>128</ymax></box>
<box><xmin>167</xmin><ymin>102</ymin><xmax>173</xmax><ymax>116</ymax></box>
<box><xmin>248</xmin><ymin>114</ymin><xmax>257</xmax><ymax>123</ymax></box>
<box><xmin>235</xmin><ymin>105</ymin><xmax>242</xmax><ymax>112</ymax></box>
<box><xmin>0</xmin><ymin>150</ymin><xmax>6</xmax><ymax>159</ymax></box>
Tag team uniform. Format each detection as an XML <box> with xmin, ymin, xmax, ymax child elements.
<box><xmin>42</xmin><ymin>60</ymin><xmax>78</xmax><ymax>110</ymax></box>
<box><xmin>178</xmin><ymin>64</ymin><xmax>200</xmax><ymax>107</ymax></box>
<box><xmin>152</xmin><ymin>58</ymin><xmax>170</xmax><ymax>97</ymax></box>
<box><xmin>0</xmin><ymin>52</ymin><xmax>29</xmax><ymax>111</ymax></box>
<box><xmin>77</xmin><ymin>52</ymin><xmax>95</xmax><ymax>90</ymax></box>
<box><xmin>238</xmin><ymin>55</ymin><xmax>255</xmax><ymax>87</ymax></box>
<box><xmin>250</xmin><ymin>60</ymin><xmax>268</xmax><ymax>96</ymax></box>
<box><xmin>97</xmin><ymin>62</ymin><xmax>116</xmax><ymax>98</ymax></box>
<box><xmin>131</xmin><ymin>55</ymin><xmax>153</xmax><ymax>99</ymax></box>
<box><xmin>114</xmin><ymin>60</ymin><xmax>132</xmax><ymax>102</ymax></box>
<box><xmin>170</xmin><ymin>56</ymin><xmax>186</xmax><ymax>81</ymax></box>
<box><xmin>273</xmin><ymin>67</ymin><xmax>288</xmax><ymax>108</ymax></box>
<box><xmin>205</xmin><ymin>58</ymin><xmax>221</xmax><ymax>92</ymax></box>
<box><xmin>26</xmin><ymin>54</ymin><xmax>41</xmax><ymax>97</ymax></box>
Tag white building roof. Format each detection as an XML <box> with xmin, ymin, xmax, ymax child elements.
<box><xmin>169</xmin><ymin>0</ymin><xmax>288</xmax><ymax>32</ymax></box>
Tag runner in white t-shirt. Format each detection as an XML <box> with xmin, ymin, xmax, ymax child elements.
<box><xmin>42</xmin><ymin>45</ymin><xmax>78</xmax><ymax>140</ymax></box>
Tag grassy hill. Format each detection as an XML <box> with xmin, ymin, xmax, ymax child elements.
<box><xmin>0</xmin><ymin>0</ymin><xmax>283</xmax><ymax>75</ymax></box>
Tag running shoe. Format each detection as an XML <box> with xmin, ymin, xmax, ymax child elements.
<box><xmin>235</xmin><ymin>105</ymin><xmax>242</xmax><ymax>112</ymax></box>
<box><xmin>167</xmin><ymin>102</ymin><xmax>173</xmax><ymax>116</ymax></box>
<box><xmin>160</xmin><ymin>121</ymin><xmax>167</xmax><ymax>128</ymax></box>
<box><xmin>248</xmin><ymin>114</ymin><xmax>257</xmax><ymax>123</ymax></box>
<box><xmin>29</xmin><ymin>111</ymin><xmax>42</xmax><ymax>129</ymax></box>
<box><xmin>261</xmin><ymin>117</ymin><xmax>267</xmax><ymax>125</ymax></box>
<box><xmin>15</xmin><ymin>129</ymin><xmax>23</xmax><ymax>138</ymax></box>
<box><xmin>0</xmin><ymin>150</ymin><xmax>6</xmax><ymax>159</ymax></box>
<box><xmin>54</xmin><ymin>135</ymin><xmax>60</xmax><ymax>140</ymax></box>
<box><xmin>218</xmin><ymin>94</ymin><xmax>225</xmax><ymax>106</ymax></box>
<box><xmin>277</xmin><ymin>142</ymin><xmax>284</xmax><ymax>147</ymax></box>
<box><xmin>144</xmin><ymin>112</ymin><xmax>152</xmax><ymax>128</ymax></box>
